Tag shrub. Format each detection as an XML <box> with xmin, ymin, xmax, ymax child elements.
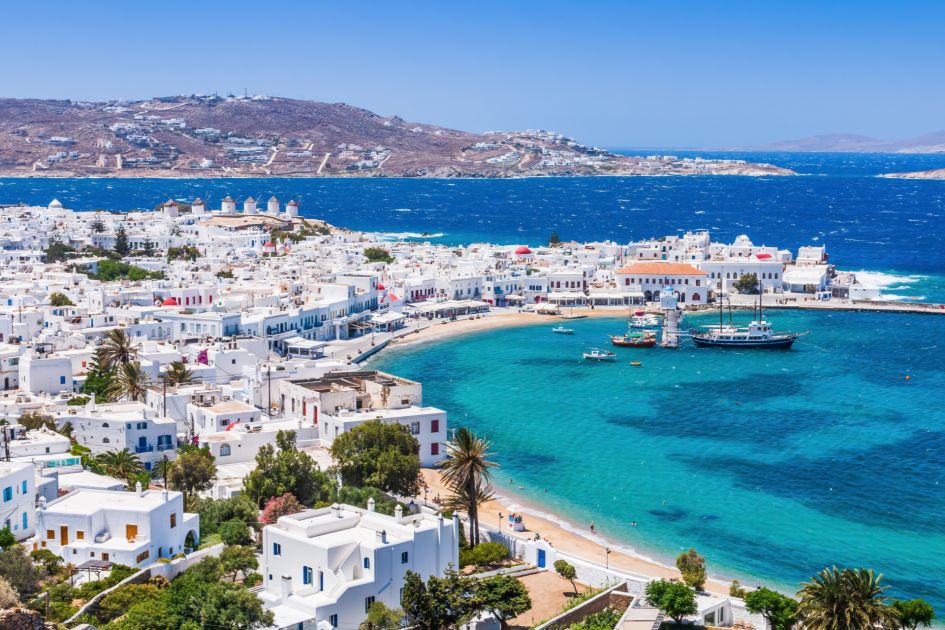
<box><xmin>460</xmin><ymin>541</ymin><xmax>508</xmax><ymax>568</ymax></box>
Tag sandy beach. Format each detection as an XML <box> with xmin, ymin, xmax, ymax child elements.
<box><xmin>420</xmin><ymin>468</ymin><xmax>734</xmax><ymax>598</ymax></box>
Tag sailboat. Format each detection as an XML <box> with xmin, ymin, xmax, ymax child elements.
<box><xmin>690</xmin><ymin>282</ymin><xmax>805</xmax><ymax>349</ymax></box>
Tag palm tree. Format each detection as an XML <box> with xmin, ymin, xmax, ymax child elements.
<box><xmin>96</xmin><ymin>449</ymin><xmax>146</xmax><ymax>487</ymax></box>
<box><xmin>98</xmin><ymin>328</ymin><xmax>140</xmax><ymax>371</ymax></box>
<box><xmin>440</xmin><ymin>427</ymin><xmax>498</xmax><ymax>545</ymax></box>
<box><xmin>107</xmin><ymin>361</ymin><xmax>152</xmax><ymax>402</ymax></box>
<box><xmin>162</xmin><ymin>360</ymin><xmax>193</xmax><ymax>386</ymax></box>
<box><xmin>152</xmin><ymin>456</ymin><xmax>176</xmax><ymax>487</ymax></box>
<box><xmin>797</xmin><ymin>567</ymin><xmax>899</xmax><ymax>630</ymax></box>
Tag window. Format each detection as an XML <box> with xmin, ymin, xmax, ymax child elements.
<box><xmin>431</xmin><ymin>443</ymin><xmax>439</xmax><ymax>456</ymax></box>
<box><xmin>273</xmin><ymin>543</ymin><xmax>281</xmax><ymax>556</ymax></box>
<box><xmin>431</xmin><ymin>419</ymin><xmax>439</xmax><ymax>433</ymax></box>
<box><xmin>329</xmin><ymin>615</ymin><xmax>338</xmax><ymax>628</ymax></box>
<box><xmin>21</xmin><ymin>513</ymin><xmax>27</xmax><ymax>530</ymax></box>
<box><xmin>2</xmin><ymin>487</ymin><xmax>10</xmax><ymax>502</ymax></box>
<box><xmin>136</xmin><ymin>550</ymin><xmax>149</xmax><ymax>564</ymax></box>
<box><xmin>60</xmin><ymin>376</ymin><xmax>66</xmax><ymax>385</ymax></box>
<box><xmin>220</xmin><ymin>444</ymin><xmax>231</xmax><ymax>457</ymax></box>
<box><xmin>46</xmin><ymin>529</ymin><xmax>54</xmax><ymax>540</ymax></box>
<box><xmin>102</xmin><ymin>552</ymin><xmax>109</xmax><ymax>562</ymax></box>
<box><xmin>363</xmin><ymin>557</ymin><xmax>370</xmax><ymax>569</ymax></box>
<box><xmin>401</xmin><ymin>551</ymin><xmax>409</xmax><ymax>564</ymax></box>
<box><xmin>76</xmin><ymin>531</ymin><xmax>84</xmax><ymax>540</ymax></box>
<box><xmin>302</xmin><ymin>566</ymin><xmax>313</xmax><ymax>585</ymax></box>
<box><xmin>365</xmin><ymin>596</ymin><xmax>375</xmax><ymax>613</ymax></box>
<box><xmin>410</xmin><ymin>422</ymin><xmax>420</xmax><ymax>435</ymax></box>
<box><xmin>102</xmin><ymin>437</ymin><xmax>110</xmax><ymax>444</ymax></box>
<box><xmin>170</xmin><ymin>513</ymin><xmax>177</xmax><ymax>528</ymax></box>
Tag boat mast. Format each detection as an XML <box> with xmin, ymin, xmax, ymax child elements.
<box><xmin>718</xmin><ymin>281</ymin><xmax>723</xmax><ymax>329</ymax></box>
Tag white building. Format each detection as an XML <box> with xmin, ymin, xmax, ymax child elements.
<box><xmin>33</xmin><ymin>484</ymin><xmax>199</xmax><ymax>567</ymax></box>
<box><xmin>66</xmin><ymin>402</ymin><xmax>178</xmax><ymax>471</ymax></box>
<box><xmin>0</xmin><ymin>461</ymin><xmax>36</xmax><ymax>540</ymax></box>
<box><xmin>259</xmin><ymin>502</ymin><xmax>459</xmax><ymax>630</ymax></box>
<box><xmin>616</xmin><ymin>262</ymin><xmax>710</xmax><ymax>303</ymax></box>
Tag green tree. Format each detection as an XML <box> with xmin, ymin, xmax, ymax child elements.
<box><xmin>15</xmin><ymin>411</ymin><xmax>57</xmax><ymax>432</ymax></box>
<box><xmin>162</xmin><ymin>360</ymin><xmax>193</xmax><ymax>386</ymax></box>
<box><xmin>94</xmin><ymin>581</ymin><xmax>168</xmax><ymax>625</ymax></box>
<box><xmin>401</xmin><ymin>568</ymin><xmax>478</xmax><ymax>630</ymax></box>
<box><xmin>29</xmin><ymin>548</ymin><xmax>63</xmax><ymax>575</ymax></box>
<box><xmin>90</xmin><ymin>218</ymin><xmax>106</xmax><ymax>233</ymax></box>
<box><xmin>734</xmin><ymin>272</ymin><xmax>760</xmax><ymax>294</ymax></box>
<box><xmin>797</xmin><ymin>567</ymin><xmax>898</xmax><ymax>630</ymax></box>
<box><xmin>99</xmin><ymin>328</ymin><xmax>140</xmax><ymax>371</ymax></box>
<box><xmin>0</xmin><ymin>528</ymin><xmax>15</xmax><ymax>549</ymax></box>
<box><xmin>96</xmin><ymin>449</ymin><xmax>146</xmax><ymax>486</ymax></box>
<box><xmin>745</xmin><ymin>587</ymin><xmax>798</xmax><ymax>630</ymax></box>
<box><xmin>167</xmin><ymin>447</ymin><xmax>217</xmax><ymax>505</ymax></box>
<box><xmin>83</xmin><ymin>349</ymin><xmax>116</xmax><ymax>400</ymax></box>
<box><xmin>461</xmin><ymin>541</ymin><xmax>508</xmax><ymax>569</ymax></box>
<box><xmin>220</xmin><ymin>545</ymin><xmax>258</xmax><ymax>581</ymax></box>
<box><xmin>892</xmin><ymin>599</ymin><xmax>935</xmax><ymax>630</ymax></box>
<box><xmin>0</xmin><ymin>545</ymin><xmax>40</xmax><ymax>596</ymax></box>
<box><xmin>729</xmin><ymin>579</ymin><xmax>748</xmax><ymax>598</ymax></box>
<box><xmin>332</xmin><ymin>486</ymin><xmax>401</xmax><ymax>516</ymax></box>
<box><xmin>363</xmin><ymin>247</ymin><xmax>394</xmax><ymax>263</ymax></box>
<box><xmin>548</xmin><ymin>230</ymin><xmax>561</xmax><ymax>247</ymax></box>
<box><xmin>645</xmin><ymin>579</ymin><xmax>698</xmax><ymax>624</ymax></box>
<box><xmin>193</xmin><ymin>495</ymin><xmax>258</xmax><ymax>538</ymax></box>
<box><xmin>243</xmin><ymin>431</ymin><xmax>332</xmax><ymax>507</ymax></box>
<box><xmin>167</xmin><ymin>246</ymin><xmax>200</xmax><ymax>262</ymax></box>
<box><xmin>44</xmin><ymin>236</ymin><xmax>76</xmax><ymax>262</ymax></box>
<box><xmin>330</xmin><ymin>419</ymin><xmax>421</xmax><ymax>496</ymax></box>
<box><xmin>107</xmin><ymin>360</ymin><xmax>152</xmax><ymax>401</ymax></box>
<box><xmin>219</xmin><ymin>519</ymin><xmax>253</xmax><ymax>546</ymax></box>
<box><xmin>198</xmin><ymin>582</ymin><xmax>274</xmax><ymax>629</ymax></box>
<box><xmin>114</xmin><ymin>225</ymin><xmax>130</xmax><ymax>256</ymax></box>
<box><xmin>569</xmin><ymin>608</ymin><xmax>625</xmax><ymax>630</ymax></box>
<box><xmin>554</xmin><ymin>559</ymin><xmax>578</xmax><ymax>594</ymax></box>
<box><xmin>676</xmin><ymin>548</ymin><xmax>707</xmax><ymax>590</ymax></box>
<box><xmin>440</xmin><ymin>427</ymin><xmax>498</xmax><ymax>546</ymax></box>
<box><xmin>360</xmin><ymin>601</ymin><xmax>404</xmax><ymax>630</ymax></box>
<box><xmin>49</xmin><ymin>292</ymin><xmax>74</xmax><ymax>307</ymax></box>
<box><xmin>476</xmin><ymin>574</ymin><xmax>531</xmax><ymax>630</ymax></box>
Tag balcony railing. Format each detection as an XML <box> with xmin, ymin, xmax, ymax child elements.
<box><xmin>134</xmin><ymin>445</ymin><xmax>154</xmax><ymax>454</ymax></box>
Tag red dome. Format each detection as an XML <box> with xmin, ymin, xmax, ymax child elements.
<box><xmin>376</xmin><ymin>283</ymin><xmax>385</xmax><ymax>291</ymax></box>
<box><xmin>515</xmin><ymin>246</ymin><xmax>532</xmax><ymax>255</ymax></box>
<box><xmin>264</xmin><ymin>241</ymin><xmax>273</xmax><ymax>247</ymax></box>
<box><xmin>162</xmin><ymin>297</ymin><xmax>178</xmax><ymax>306</ymax></box>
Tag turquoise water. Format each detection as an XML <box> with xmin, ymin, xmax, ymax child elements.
<box><xmin>372</xmin><ymin>310</ymin><xmax>945</xmax><ymax>607</ymax></box>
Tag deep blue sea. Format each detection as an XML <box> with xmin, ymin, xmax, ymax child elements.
<box><xmin>1</xmin><ymin>153</ymin><xmax>944</xmax><ymax>607</ymax></box>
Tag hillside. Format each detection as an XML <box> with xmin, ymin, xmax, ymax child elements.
<box><xmin>0</xmin><ymin>95</ymin><xmax>793</xmax><ymax>178</ymax></box>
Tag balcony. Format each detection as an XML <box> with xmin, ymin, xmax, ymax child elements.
<box><xmin>134</xmin><ymin>445</ymin><xmax>154</xmax><ymax>454</ymax></box>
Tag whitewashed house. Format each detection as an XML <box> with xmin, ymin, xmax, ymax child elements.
<box><xmin>0</xmin><ymin>461</ymin><xmax>36</xmax><ymax>540</ymax></box>
<box><xmin>33</xmin><ymin>484</ymin><xmax>199</xmax><ymax>566</ymax></box>
<box><xmin>258</xmin><ymin>502</ymin><xmax>459</xmax><ymax>630</ymax></box>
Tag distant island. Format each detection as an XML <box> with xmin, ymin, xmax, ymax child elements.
<box><xmin>0</xmin><ymin>95</ymin><xmax>794</xmax><ymax>178</ymax></box>
<box><xmin>880</xmin><ymin>167</ymin><xmax>945</xmax><ymax>180</ymax></box>
<box><xmin>742</xmin><ymin>131</ymin><xmax>945</xmax><ymax>153</ymax></box>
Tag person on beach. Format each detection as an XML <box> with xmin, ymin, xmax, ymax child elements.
<box><xmin>590</xmin><ymin>521</ymin><xmax>596</xmax><ymax>533</ymax></box>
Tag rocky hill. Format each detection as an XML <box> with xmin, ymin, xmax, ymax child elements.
<box><xmin>0</xmin><ymin>95</ymin><xmax>793</xmax><ymax>178</ymax></box>
<box><xmin>746</xmin><ymin>131</ymin><xmax>945</xmax><ymax>153</ymax></box>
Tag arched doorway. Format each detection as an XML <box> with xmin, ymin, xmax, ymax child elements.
<box><xmin>644</xmin><ymin>290</ymin><xmax>653</xmax><ymax>301</ymax></box>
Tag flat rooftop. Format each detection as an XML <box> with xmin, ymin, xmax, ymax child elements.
<box><xmin>46</xmin><ymin>488</ymin><xmax>182</xmax><ymax>515</ymax></box>
<box><xmin>289</xmin><ymin>370</ymin><xmax>415</xmax><ymax>393</ymax></box>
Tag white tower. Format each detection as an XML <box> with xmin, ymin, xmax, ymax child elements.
<box><xmin>221</xmin><ymin>196</ymin><xmax>236</xmax><ymax>214</ymax></box>
<box><xmin>163</xmin><ymin>199</ymin><xmax>179</xmax><ymax>218</ymax></box>
<box><xmin>243</xmin><ymin>197</ymin><xmax>257</xmax><ymax>215</ymax></box>
<box><xmin>659</xmin><ymin>293</ymin><xmax>680</xmax><ymax>349</ymax></box>
<box><xmin>285</xmin><ymin>199</ymin><xmax>299</xmax><ymax>218</ymax></box>
<box><xmin>267</xmin><ymin>196</ymin><xmax>280</xmax><ymax>214</ymax></box>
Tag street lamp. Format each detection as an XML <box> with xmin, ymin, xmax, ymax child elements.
<box><xmin>605</xmin><ymin>547</ymin><xmax>611</xmax><ymax>570</ymax></box>
<box><xmin>498</xmin><ymin>512</ymin><xmax>504</xmax><ymax>532</ymax></box>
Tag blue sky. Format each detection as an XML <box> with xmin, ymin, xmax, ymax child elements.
<box><xmin>4</xmin><ymin>1</ymin><xmax>943</xmax><ymax>147</ymax></box>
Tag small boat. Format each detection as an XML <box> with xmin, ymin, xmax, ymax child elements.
<box><xmin>610</xmin><ymin>330</ymin><xmax>657</xmax><ymax>348</ymax></box>
<box><xmin>552</xmin><ymin>326</ymin><xmax>574</xmax><ymax>335</ymax></box>
<box><xmin>583</xmin><ymin>348</ymin><xmax>617</xmax><ymax>362</ymax></box>
<box><xmin>629</xmin><ymin>361</ymin><xmax>643</xmax><ymax>367</ymax></box>
<box><xmin>629</xmin><ymin>314</ymin><xmax>661</xmax><ymax>329</ymax></box>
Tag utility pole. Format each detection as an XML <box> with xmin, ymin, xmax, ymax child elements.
<box><xmin>267</xmin><ymin>365</ymin><xmax>272</xmax><ymax>418</ymax></box>
<box><xmin>162</xmin><ymin>378</ymin><xmax>167</xmax><ymax>418</ymax></box>
<box><xmin>1</xmin><ymin>425</ymin><xmax>9</xmax><ymax>461</ymax></box>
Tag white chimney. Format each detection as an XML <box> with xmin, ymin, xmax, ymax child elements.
<box><xmin>380</xmin><ymin>529</ymin><xmax>387</xmax><ymax>544</ymax></box>
<box><xmin>394</xmin><ymin>504</ymin><xmax>403</xmax><ymax>519</ymax></box>
<box><xmin>331</xmin><ymin>503</ymin><xmax>342</xmax><ymax>518</ymax></box>
<box><xmin>135</xmin><ymin>481</ymin><xmax>143</xmax><ymax>497</ymax></box>
<box><xmin>243</xmin><ymin>197</ymin><xmax>257</xmax><ymax>215</ymax></box>
<box><xmin>366</xmin><ymin>497</ymin><xmax>376</xmax><ymax>512</ymax></box>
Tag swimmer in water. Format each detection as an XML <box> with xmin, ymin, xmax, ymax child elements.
<box><xmin>590</xmin><ymin>522</ymin><xmax>596</xmax><ymax>533</ymax></box>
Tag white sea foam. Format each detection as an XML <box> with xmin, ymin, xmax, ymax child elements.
<box><xmin>848</xmin><ymin>269</ymin><xmax>926</xmax><ymax>289</ymax></box>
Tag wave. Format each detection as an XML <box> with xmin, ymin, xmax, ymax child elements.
<box><xmin>848</xmin><ymin>270</ymin><xmax>927</xmax><ymax>289</ymax></box>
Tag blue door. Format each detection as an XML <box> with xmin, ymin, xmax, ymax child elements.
<box><xmin>537</xmin><ymin>549</ymin><xmax>546</xmax><ymax>568</ymax></box>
